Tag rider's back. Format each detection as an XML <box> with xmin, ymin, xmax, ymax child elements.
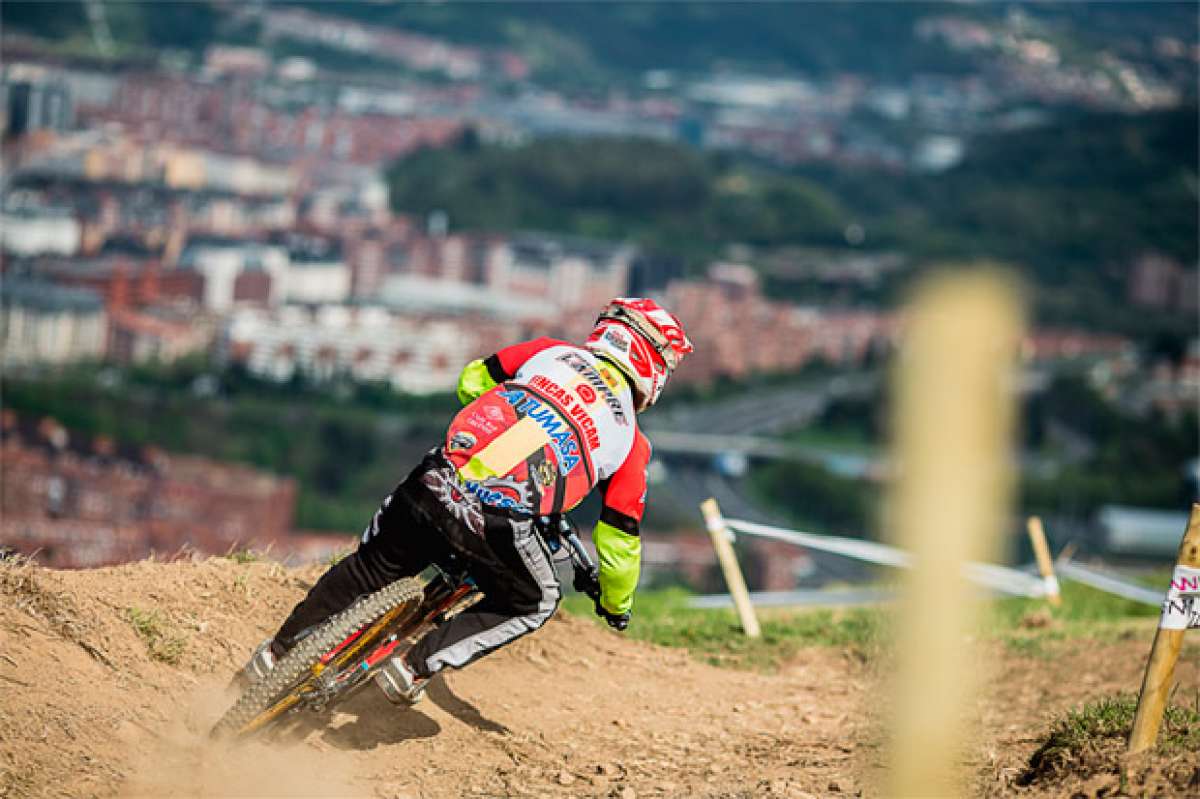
<box><xmin>444</xmin><ymin>339</ymin><xmax>644</xmax><ymax>517</ymax></box>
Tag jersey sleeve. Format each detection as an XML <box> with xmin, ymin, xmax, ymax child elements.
<box><xmin>593</xmin><ymin>429</ymin><xmax>651</xmax><ymax>614</ymax></box>
<box><xmin>455</xmin><ymin>337</ymin><xmax>568</xmax><ymax>405</ymax></box>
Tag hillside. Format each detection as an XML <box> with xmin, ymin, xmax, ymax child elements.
<box><xmin>388</xmin><ymin>108</ymin><xmax>1199</xmax><ymax>330</ymax></box>
<box><xmin>5</xmin><ymin>2</ymin><xmax>1196</xmax><ymax>89</ymax></box>
<box><xmin>2</xmin><ymin>556</ymin><xmax>1197</xmax><ymax>797</ymax></box>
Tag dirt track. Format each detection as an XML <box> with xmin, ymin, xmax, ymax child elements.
<box><xmin>1</xmin><ymin>559</ymin><xmax>1196</xmax><ymax>798</ymax></box>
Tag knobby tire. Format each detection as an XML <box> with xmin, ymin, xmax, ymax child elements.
<box><xmin>211</xmin><ymin>577</ymin><xmax>425</xmax><ymax>739</ymax></box>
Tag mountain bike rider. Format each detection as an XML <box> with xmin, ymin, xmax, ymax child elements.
<box><xmin>241</xmin><ymin>298</ymin><xmax>693</xmax><ymax>704</ymax></box>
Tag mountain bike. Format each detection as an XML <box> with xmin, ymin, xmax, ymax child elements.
<box><xmin>211</xmin><ymin>516</ymin><xmax>602</xmax><ymax>739</ymax></box>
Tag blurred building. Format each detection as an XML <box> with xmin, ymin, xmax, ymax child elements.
<box><xmin>3</xmin><ymin>69</ymin><xmax>73</xmax><ymax>137</ymax></box>
<box><xmin>665</xmin><ymin>263</ymin><xmax>896</xmax><ymax>384</ymax></box>
<box><xmin>222</xmin><ymin>304</ymin><xmax>514</xmax><ymax>393</ymax></box>
<box><xmin>370</xmin><ymin>230</ymin><xmax>633</xmax><ymax>320</ymax></box>
<box><xmin>1128</xmin><ymin>253</ymin><xmax>1199</xmax><ymax>314</ymax></box>
<box><xmin>1140</xmin><ymin>339</ymin><xmax>1200</xmax><ymax>419</ymax></box>
<box><xmin>1020</xmin><ymin>330</ymin><xmax>1136</xmax><ymax>365</ymax></box>
<box><xmin>0</xmin><ymin>412</ymin><xmax>297</xmax><ymax>568</ymax></box>
<box><xmin>178</xmin><ymin>237</ymin><xmax>289</xmax><ymax>311</ymax></box>
<box><xmin>108</xmin><ymin>303</ymin><xmax>216</xmax><ymax>365</ymax></box>
<box><xmin>1</xmin><ymin>195</ymin><xmax>81</xmax><ymax>256</ymax></box>
<box><xmin>0</xmin><ymin>279</ymin><xmax>106</xmax><ymax>366</ymax></box>
<box><xmin>494</xmin><ymin>233</ymin><xmax>635</xmax><ymax>312</ymax></box>
<box><xmin>273</xmin><ymin>232</ymin><xmax>351</xmax><ymax>305</ymax></box>
<box><xmin>38</xmin><ymin>256</ymin><xmax>204</xmax><ymax>309</ymax></box>
<box><xmin>163</xmin><ymin>148</ymin><xmax>295</xmax><ymax>197</ymax></box>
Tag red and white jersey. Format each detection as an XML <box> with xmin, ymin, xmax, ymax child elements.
<box><xmin>444</xmin><ymin>339</ymin><xmax>651</xmax><ymax>529</ymax></box>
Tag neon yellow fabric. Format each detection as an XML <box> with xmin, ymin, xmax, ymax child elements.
<box><xmin>594</xmin><ymin>356</ymin><xmax>630</xmax><ymax>393</ymax></box>
<box><xmin>456</xmin><ymin>359</ymin><xmax>497</xmax><ymax>405</ymax></box>
<box><xmin>593</xmin><ymin>520</ymin><xmax>641</xmax><ymax>614</ymax></box>
<box><xmin>459</xmin><ymin>416</ymin><xmax>549</xmax><ymax>481</ymax></box>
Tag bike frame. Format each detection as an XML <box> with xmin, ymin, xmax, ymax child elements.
<box><xmin>240</xmin><ymin>518</ymin><xmax>598</xmax><ymax>734</ymax></box>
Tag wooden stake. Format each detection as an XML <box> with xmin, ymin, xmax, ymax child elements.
<box><xmin>1026</xmin><ymin>516</ymin><xmax>1061</xmax><ymax>606</ymax></box>
<box><xmin>887</xmin><ymin>271</ymin><xmax>1023</xmax><ymax>797</ymax></box>
<box><xmin>1055</xmin><ymin>541</ymin><xmax>1078</xmax><ymax>566</ymax></box>
<box><xmin>699</xmin><ymin>498</ymin><xmax>761</xmax><ymax>638</ymax></box>
<box><xmin>1128</xmin><ymin>502</ymin><xmax>1200</xmax><ymax>754</ymax></box>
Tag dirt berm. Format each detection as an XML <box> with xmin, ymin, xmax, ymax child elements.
<box><xmin>2</xmin><ymin>558</ymin><xmax>1196</xmax><ymax>798</ymax></box>
<box><xmin>0</xmin><ymin>558</ymin><xmax>869</xmax><ymax>798</ymax></box>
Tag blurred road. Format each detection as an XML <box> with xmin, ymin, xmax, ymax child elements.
<box><xmin>645</xmin><ymin>372</ymin><xmax>881</xmax><ymax>586</ymax></box>
<box><xmin>647</xmin><ymin>373</ymin><xmax>875</xmax><ymax>438</ymax></box>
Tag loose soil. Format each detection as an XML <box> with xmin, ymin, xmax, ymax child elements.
<box><xmin>1</xmin><ymin>559</ymin><xmax>1196</xmax><ymax>798</ymax></box>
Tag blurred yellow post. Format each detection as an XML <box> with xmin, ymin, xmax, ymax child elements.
<box><xmin>699</xmin><ymin>498</ymin><xmax>761</xmax><ymax>638</ymax></box>
<box><xmin>1026</xmin><ymin>516</ymin><xmax>1061</xmax><ymax>606</ymax></box>
<box><xmin>887</xmin><ymin>270</ymin><xmax>1023</xmax><ymax>797</ymax></box>
<box><xmin>1128</xmin><ymin>503</ymin><xmax>1200</xmax><ymax>754</ymax></box>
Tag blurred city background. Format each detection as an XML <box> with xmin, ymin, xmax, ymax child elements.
<box><xmin>1</xmin><ymin>2</ymin><xmax>1196</xmax><ymax>592</ymax></box>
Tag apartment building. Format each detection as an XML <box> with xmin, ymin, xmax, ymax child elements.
<box><xmin>223</xmin><ymin>305</ymin><xmax>510</xmax><ymax>393</ymax></box>
<box><xmin>0</xmin><ymin>279</ymin><xmax>107</xmax><ymax>366</ymax></box>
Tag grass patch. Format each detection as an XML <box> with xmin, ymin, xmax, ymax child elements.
<box><xmin>126</xmin><ymin>607</ymin><xmax>186</xmax><ymax>665</ymax></box>
<box><xmin>569</xmin><ymin>577</ymin><xmax>1164</xmax><ymax>671</ymax></box>
<box><xmin>224</xmin><ymin>548</ymin><xmax>267</xmax><ymax>564</ymax></box>
<box><xmin>2</xmin><ymin>555</ymin><xmax>90</xmax><ymax>642</ymax></box>
<box><xmin>563</xmin><ymin>587</ymin><xmax>886</xmax><ymax>671</ymax></box>
<box><xmin>989</xmin><ymin>580</ymin><xmax>1160</xmax><ymax>626</ymax></box>
<box><xmin>1021</xmin><ymin>693</ymin><xmax>1200</xmax><ymax>784</ymax></box>
<box><xmin>987</xmin><ymin>579</ymin><xmax>1160</xmax><ymax>657</ymax></box>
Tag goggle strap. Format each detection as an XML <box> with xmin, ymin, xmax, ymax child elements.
<box><xmin>600</xmin><ymin>306</ymin><xmax>679</xmax><ymax>370</ymax></box>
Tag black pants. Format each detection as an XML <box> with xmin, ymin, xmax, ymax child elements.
<box><xmin>274</xmin><ymin>451</ymin><xmax>561</xmax><ymax>678</ymax></box>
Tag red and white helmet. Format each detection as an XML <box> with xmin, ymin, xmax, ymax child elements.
<box><xmin>585</xmin><ymin>297</ymin><xmax>693</xmax><ymax>411</ymax></box>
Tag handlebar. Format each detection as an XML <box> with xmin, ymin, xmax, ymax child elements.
<box><xmin>536</xmin><ymin>515</ymin><xmax>629</xmax><ymax>631</ymax></box>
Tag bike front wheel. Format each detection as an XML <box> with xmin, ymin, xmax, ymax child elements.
<box><xmin>212</xmin><ymin>577</ymin><xmax>425</xmax><ymax>739</ymax></box>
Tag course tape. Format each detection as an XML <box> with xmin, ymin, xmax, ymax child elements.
<box><xmin>721</xmin><ymin>517</ymin><xmax>1194</xmax><ymax>612</ymax></box>
<box><xmin>1159</xmin><ymin>564</ymin><xmax>1200</xmax><ymax>631</ymax></box>
<box><xmin>723</xmin><ymin>518</ymin><xmax>1045</xmax><ymax>598</ymax></box>
<box><xmin>1054</xmin><ymin>561</ymin><xmax>1163</xmax><ymax>606</ymax></box>
<box><xmin>689</xmin><ymin>587</ymin><xmax>895</xmax><ymax>610</ymax></box>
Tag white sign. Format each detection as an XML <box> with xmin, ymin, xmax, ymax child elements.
<box><xmin>1158</xmin><ymin>565</ymin><xmax>1200</xmax><ymax>631</ymax></box>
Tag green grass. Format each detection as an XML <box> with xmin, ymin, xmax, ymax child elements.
<box><xmin>986</xmin><ymin>580</ymin><xmax>1160</xmax><ymax>658</ymax></box>
<box><xmin>565</xmin><ymin>578</ymin><xmax>1166</xmax><ymax>671</ymax></box>
<box><xmin>563</xmin><ymin>587</ymin><xmax>887</xmax><ymax>671</ymax></box>
<box><xmin>1023</xmin><ymin>693</ymin><xmax>1200</xmax><ymax>782</ymax></box>
<box><xmin>126</xmin><ymin>607</ymin><xmax>186</xmax><ymax>665</ymax></box>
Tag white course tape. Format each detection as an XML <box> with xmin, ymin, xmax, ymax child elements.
<box><xmin>689</xmin><ymin>587</ymin><xmax>895</xmax><ymax>610</ymax></box>
<box><xmin>720</xmin><ymin>514</ymin><xmax>1197</xmax><ymax>613</ymax></box>
<box><xmin>724</xmin><ymin>518</ymin><xmax>1045</xmax><ymax>598</ymax></box>
<box><xmin>1055</xmin><ymin>561</ymin><xmax>1164</xmax><ymax>606</ymax></box>
<box><xmin>706</xmin><ymin>518</ymin><xmax>736</xmax><ymax>543</ymax></box>
<box><xmin>1159</xmin><ymin>565</ymin><xmax>1200</xmax><ymax>631</ymax></box>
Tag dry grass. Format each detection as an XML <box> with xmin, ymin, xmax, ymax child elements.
<box><xmin>1</xmin><ymin>555</ymin><xmax>118</xmax><ymax>670</ymax></box>
<box><xmin>125</xmin><ymin>607</ymin><xmax>188</xmax><ymax>665</ymax></box>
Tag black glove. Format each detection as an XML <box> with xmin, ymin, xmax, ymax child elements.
<box><xmin>592</xmin><ymin>597</ymin><xmax>631</xmax><ymax>631</ymax></box>
<box><xmin>572</xmin><ymin>563</ymin><xmax>630</xmax><ymax>631</ymax></box>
